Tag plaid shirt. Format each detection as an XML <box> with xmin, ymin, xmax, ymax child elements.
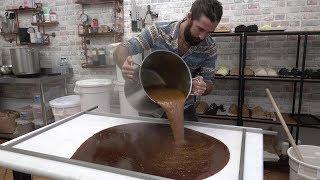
<box><xmin>123</xmin><ymin>19</ymin><xmax>217</xmax><ymax>111</ymax></box>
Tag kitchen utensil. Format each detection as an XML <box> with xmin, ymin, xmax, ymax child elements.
<box><xmin>42</xmin><ymin>7</ymin><xmax>51</xmax><ymax>14</ymax></box>
<box><xmin>27</xmin><ymin>27</ymin><xmax>36</xmax><ymax>43</ymax></box>
<box><xmin>50</xmin><ymin>12</ymin><xmax>57</xmax><ymax>22</ymax></box>
<box><xmin>27</xmin><ymin>27</ymin><xmax>35</xmax><ymax>33</ymax></box>
<box><xmin>29</xmin><ymin>33</ymin><xmax>36</xmax><ymax>43</ymax></box>
<box><xmin>0</xmin><ymin>65</ymin><xmax>13</xmax><ymax>75</ymax></box>
<box><xmin>79</xmin><ymin>13</ymin><xmax>88</xmax><ymax>24</ymax></box>
<box><xmin>92</xmin><ymin>19</ymin><xmax>99</xmax><ymax>28</ymax></box>
<box><xmin>92</xmin><ymin>48</ymin><xmax>99</xmax><ymax>65</ymax></box>
<box><xmin>32</xmin><ymin>13</ymin><xmax>39</xmax><ymax>23</ymax></box>
<box><xmin>23</xmin><ymin>0</ymin><xmax>35</xmax><ymax>8</ymax></box>
<box><xmin>124</xmin><ymin>50</ymin><xmax>192</xmax><ymax>114</ymax></box>
<box><xmin>5</xmin><ymin>12</ymin><xmax>16</xmax><ymax>33</ymax></box>
<box><xmin>36</xmin><ymin>32</ymin><xmax>43</xmax><ymax>44</ymax></box>
<box><xmin>10</xmin><ymin>48</ymin><xmax>40</xmax><ymax>76</ymax></box>
<box><xmin>18</xmin><ymin>28</ymin><xmax>31</xmax><ymax>44</ymax></box>
<box><xmin>265</xmin><ymin>88</ymin><xmax>304</xmax><ymax>161</ymax></box>
<box><xmin>44</xmin><ymin>14</ymin><xmax>50</xmax><ymax>22</ymax></box>
<box><xmin>97</xmin><ymin>48</ymin><xmax>106</xmax><ymax>65</ymax></box>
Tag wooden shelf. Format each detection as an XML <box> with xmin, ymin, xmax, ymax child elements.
<box><xmin>81</xmin><ymin>64</ymin><xmax>116</xmax><ymax>68</ymax></box>
<box><xmin>19</xmin><ymin>42</ymin><xmax>50</xmax><ymax>46</ymax></box>
<box><xmin>198</xmin><ymin>114</ymin><xmax>238</xmax><ymax>121</ymax></box>
<box><xmin>242</xmin><ymin>113</ymin><xmax>297</xmax><ymax>126</ymax></box>
<box><xmin>244</xmin><ymin>75</ymin><xmax>300</xmax><ymax>82</ymax></box>
<box><xmin>78</xmin><ymin>32</ymin><xmax>122</xmax><ymax>37</ymax></box>
<box><xmin>292</xmin><ymin>114</ymin><xmax>320</xmax><ymax>127</ymax></box>
<box><xmin>75</xmin><ymin>0</ymin><xmax>122</xmax><ymax>5</ymax></box>
<box><xmin>31</xmin><ymin>21</ymin><xmax>59</xmax><ymax>26</ymax></box>
<box><xmin>0</xmin><ymin>32</ymin><xmax>17</xmax><ymax>36</ymax></box>
<box><xmin>303</xmin><ymin>78</ymin><xmax>320</xmax><ymax>83</ymax></box>
<box><xmin>215</xmin><ymin>75</ymin><xmax>240</xmax><ymax>80</ymax></box>
<box><xmin>6</xmin><ymin>7</ymin><xmax>38</xmax><ymax>13</ymax></box>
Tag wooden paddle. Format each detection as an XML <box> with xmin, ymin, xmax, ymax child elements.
<box><xmin>265</xmin><ymin>88</ymin><xmax>304</xmax><ymax>161</ymax></box>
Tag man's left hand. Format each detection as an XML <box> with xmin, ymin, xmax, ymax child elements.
<box><xmin>191</xmin><ymin>76</ymin><xmax>207</xmax><ymax>96</ymax></box>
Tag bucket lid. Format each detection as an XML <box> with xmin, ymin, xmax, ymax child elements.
<box><xmin>49</xmin><ymin>95</ymin><xmax>80</xmax><ymax>108</ymax></box>
<box><xmin>75</xmin><ymin>79</ymin><xmax>112</xmax><ymax>88</ymax></box>
<box><xmin>16</xmin><ymin>119</ymin><xmax>32</xmax><ymax>125</ymax></box>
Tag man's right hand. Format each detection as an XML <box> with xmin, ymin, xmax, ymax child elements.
<box><xmin>122</xmin><ymin>56</ymin><xmax>135</xmax><ymax>80</ymax></box>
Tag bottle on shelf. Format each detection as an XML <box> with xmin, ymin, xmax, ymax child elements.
<box><xmin>92</xmin><ymin>48</ymin><xmax>99</xmax><ymax>66</ymax></box>
<box><xmin>58</xmin><ymin>57</ymin><xmax>70</xmax><ymax>74</ymax></box>
<box><xmin>98</xmin><ymin>48</ymin><xmax>106</xmax><ymax>65</ymax></box>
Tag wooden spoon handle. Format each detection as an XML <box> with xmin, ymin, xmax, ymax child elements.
<box><xmin>265</xmin><ymin>88</ymin><xmax>304</xmax><ymax>161</ymax></box>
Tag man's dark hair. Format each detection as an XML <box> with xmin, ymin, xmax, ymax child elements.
<box><xmin>190</xmin><ymin>0</ymin><xmax>223</xmax><ymax>22</ymax></box>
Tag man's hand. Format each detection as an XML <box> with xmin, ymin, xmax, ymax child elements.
<box><xmin>122</xmin><ymin>56</ymin><xmax>135</xmax><ymax>80</ymax></box>
<box><xmin>191</xmin><ymin>76</ymin><xmax>207</xmax><ymax>96</ymax></box>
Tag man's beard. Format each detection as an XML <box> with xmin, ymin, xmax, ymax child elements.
<box><xmin>184</xmin><ymin>23</ymin><xmax>202</xmax><ymax>46</ymax></box>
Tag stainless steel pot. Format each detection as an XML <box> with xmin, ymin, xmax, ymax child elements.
<box><xmin>124</xmin><ymin>50</ymin><xmax>192</xmax><ymax>114</ymax></box>
<box><xmin>10</xmin><ymin>48</ymin><xmax>40</xmax><ymax>76</ymax></box>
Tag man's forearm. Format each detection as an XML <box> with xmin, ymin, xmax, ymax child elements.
<box><xmin>114</xmin><ymin>45</ymin><xmax>130</xmax><ymax>67</ymax></box>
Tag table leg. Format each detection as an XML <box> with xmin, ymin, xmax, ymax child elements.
<box><xmin>40</xmin><ymin>83</ymin><xmax>47</xmax><ymax>126</ymax></box>
<box><xmin>13</xmin><ymin>171</ymin><xmax>31</xmax><ymax>180</ymax></box>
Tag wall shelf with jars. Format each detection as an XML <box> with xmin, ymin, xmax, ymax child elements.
<box><xmin>0</xmin><ymin>2</ymin><xmax>59</xmax><ymax>46</ymax></box>
<box><xmin>76</xmin><ymin>0</ymin><xmax>124</xmax><ymax>68</ymax></box>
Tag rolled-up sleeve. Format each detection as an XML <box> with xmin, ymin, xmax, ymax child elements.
<box><xmin>200</xmin><ymin>44</ymin><xmax>217</xmax><ymax>83</ymax></box>
<box><xmin>121</xmin><ymin>25</ymin><xmax>159</xmax><ymax>55</ymax></box>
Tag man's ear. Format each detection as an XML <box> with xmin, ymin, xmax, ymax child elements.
<box><xmin>187</xmin><ymin>12</ymin><xmax>194</xmax><ymax>25</ymax></box>
<box><xmin>187</xmin><ymin>12</ymin><xmax>192</xmax><ymax>21</ymax></box>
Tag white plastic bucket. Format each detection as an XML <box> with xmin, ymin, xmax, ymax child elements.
<box><xmin>115</xmin><ymin>81</ymin><xmax>139</xmax><ymax>116</ymax></box>
<box><xmin>49</xmin><ymin>95</ymin><xmax>81</xmax><ymax>122</ymax></box>
<box><xmin>288</xmin><ymin>145</ymin><xmax>320</xmax><ymax>180</ymax></box>
<box><xmin>74</xmin><ymin>79</ymin><xmax>112</xmax><ymax>113</ymax></box>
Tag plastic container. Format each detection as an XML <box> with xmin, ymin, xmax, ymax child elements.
<box><xmin>74</xmin><ymin>79</ymin><xmax>112</xmax><ymax>113</ymax></box>
<box><xmin>288</xmin><ymin>145</ymin><xmax>320</xmax><ymax>180</ymax></box>
<box><xmin>33</xmin><ymin>119</ymin><xmax>44</xmax><ymax>129</ymax></box>
<box><xmin>32</xmin><ymin>95</ymin><xmax>43</xmax><ymax>121</ymax></box>
<box><xmin>59</xmin><ymin>57</ymin><xmax>69</xmax><ymax>74</ymax></box>
<box><xmin>49</xmin><ymin>95</ymin><xmax>81</xmax><ymax>122</ymax></box>
<box><xmin>15</xmin><ymin>119</ymin><xmax>34</xmax><ymax>136</ymax></box>
<box><xmin>17</xmin><ymin>105</ymin><xmax>34</xmax><ymax>121</ymax></box>
<box><xmin>115</xmin><ymin>81</ymin><xmax>138</xmax><ymax>116</ymax></box>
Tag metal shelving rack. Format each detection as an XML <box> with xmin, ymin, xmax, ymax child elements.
<box><xmin>0</xmin><ymin>74</ymin><xmax>70</xmax><ymax>139</ymax></box>
<box><xmin>76</xmin><ymin>0</ymin><xmax>124</xmax><ymax>68</ymax></box>
<box><xmin>2</xmin><ymin>3</ymin><xmax>58</xmax><ymax>46</ymax></box>
<box><xmin>199</xmin><ymin>30</ymin><xmax>320</xmax><ymax>143</ymax></box>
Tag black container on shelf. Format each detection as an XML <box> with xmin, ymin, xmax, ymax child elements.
<box><xmin>18</xmin><ymin>28</ymin><xmax>30</xmax><ymax>43</ymax></box>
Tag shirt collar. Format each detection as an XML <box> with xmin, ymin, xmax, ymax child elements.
<box><xmin>170</xmin><ymin>17</ymin><xmax>187</xmax><ymax>40</ymax></box>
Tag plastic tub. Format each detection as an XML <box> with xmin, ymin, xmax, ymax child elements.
<box><xmin>49</xmin><ymin>95</ymin><xmax>81</xmax><ymax>122</ymax></box>
<box><xmin>115</xmin><ymin>81</ymin><xmax>139</xmax><ymax>116</ymax></box>
<box><xmin>15</xmin><ymin>119</ymin><xmax>34</xmax><ymax>136</ymax></box>
<box><xmin>74</xmin><ymin>79</ymin><xmax>112</xmax><ymax>113</ymax></box>
<box><xmin>288</xmin><ymin>145</ymin><xmax>320</xmax><ymax>180</ymax></box>
<box><xmin>33</xmin><ymin>119</ymin><xmax>44</xmax><ymax>129</ymax></box>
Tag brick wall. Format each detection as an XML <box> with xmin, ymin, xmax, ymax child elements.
<box><xmin>0</xmin><ymin>0</ymin><xmax>319</xmax><ymax>115</ymax></box>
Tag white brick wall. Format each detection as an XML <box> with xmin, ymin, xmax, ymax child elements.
<box><xmin>0</xmin><ymin>0</ymin><xmax>319</xmax><ymax>115</ymax></box>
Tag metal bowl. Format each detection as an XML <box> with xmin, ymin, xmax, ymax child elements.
<box><xmin>0</xmin><ymin>65</ymin><xmax>13</xmax><ymax>75</ymax></box>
